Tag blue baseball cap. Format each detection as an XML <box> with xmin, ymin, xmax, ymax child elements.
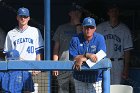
<box><xmin>17</xmin><ymin>7</ymin><xmax>30</xmax><ymax>16</ymax></box>
<box><xmin>6</xmin><ymin>50</ymin><xmax>20</xmax><ymax>60</ymax></box>
<box><xmin>82</xmin><ymin>17</ymin><xmax>96</xmax><ymax>27</ymax></box>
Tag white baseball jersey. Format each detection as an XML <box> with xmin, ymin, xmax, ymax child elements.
<box><xmin>4</xmin><ymin>26</ymin><xmax>44</xmax><ymax>60</ymax></box>
<box><xmin>96</xmin><ymin>21</ymin><xmax>133</xmax><ymax>58</ymax></box>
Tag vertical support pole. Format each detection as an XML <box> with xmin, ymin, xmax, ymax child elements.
<box><xmin>44</xmin><ymin>0</ymin><xmax>51</xmax><ymax>59</ymax></box>
<box><xmin>103</xmin><ymin>69</ymin><xmax>110</xmax><ymax>93</ymax></box>
<box><xmin>44</xmin><ymin>0</ymin><xmax>51</xmax><ymax>93</ymax></box>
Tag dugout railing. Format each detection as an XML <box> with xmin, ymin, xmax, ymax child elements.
<box><xmin>0</xmin><ymin>58</ymin><xmax>111</xmax><ymax>93</ymax></box>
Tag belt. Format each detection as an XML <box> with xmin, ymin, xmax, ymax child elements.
<box><xmin>110</xmin><ymin>58</ymin><xmax>123</xmax><ymax>61</ymax></box>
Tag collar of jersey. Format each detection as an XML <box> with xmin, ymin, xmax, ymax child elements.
<box><xmin>17</xmin><ymin>26</ymin><xmax>29</xmax><ymax>33</ymax></box>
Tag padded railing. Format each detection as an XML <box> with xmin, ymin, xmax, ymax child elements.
<box><xmin>0</xmin><ymin>58</ymin><xmax>111</xmax><ymax>93</ymax></box>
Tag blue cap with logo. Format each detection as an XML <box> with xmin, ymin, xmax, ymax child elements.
<box><xmin>82</xmin><ymin>17</ymin><xmax>96</xmax><ymax>27</ymax></box>
<box><xmin>17</xmin><ymin>7</ymin><xmax>30</xmax><ymax>16</ymax></box>
<box><xmin>6</xmin><ymin>50</ymin><xmax>20</xmax><ymax>60</ymax></box>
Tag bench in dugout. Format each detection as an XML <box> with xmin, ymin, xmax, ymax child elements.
<box><xmin>0</xmin><ymin>58</ymin><xmax>111</xmax><ymax>93</ymax></box>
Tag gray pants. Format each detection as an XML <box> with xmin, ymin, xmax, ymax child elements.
<box><xmin>57</xmin><ymin>71</ymin><xmax>75</xmax><ymax>93</ymax></box>
<box><xmin>111</xmin><ymin>60</ymin><xmax>124</xmax><ymax>84</ymax></box>
<box><xmin>74</xmin><ymin>79</ymin><xmax>96</xmax><ymax>93</ymax></box>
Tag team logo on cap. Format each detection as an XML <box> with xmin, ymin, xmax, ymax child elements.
<box><xmin>80</xmin><ymin>44</ymin><xmax>83</xmax><ymax>46</ymax></box>
<box><xmin>21</xmin><ymin>9</ymin><xmax>26</xmax><ymax>13</ymax></box>
<box><xmin>10</xmin><ymin>52</ymin><xmax>14</xmax><ymax>57</ymax></box>
<box><xmin>88</xmin><ymin>19</ymin><xmax>92</xmax><ymax>24</ymax></box>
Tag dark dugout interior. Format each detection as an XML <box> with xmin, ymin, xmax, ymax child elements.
<box><xmin>0</xmin><ymin>0</ymin><xmax>140</xmax><ymax>67</ymax></box>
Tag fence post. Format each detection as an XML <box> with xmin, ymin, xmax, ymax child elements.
<box><xmin>103</xmin><ymin>69</ymin><xmax>110</xmax><ymax>93</ymax></box>
<box><xmin>44</xmin><ymin>0</ymin><xmax>51</xmax><ymax>93</ymax></box>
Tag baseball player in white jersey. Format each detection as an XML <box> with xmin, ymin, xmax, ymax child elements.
<box><xmin>4</xmin><ymin>26</ymin><xmax>43</xmax><ymax>60</ymax></box>
<box><xmin>3</xmin><ymin>7</ymin><xmax>44</xmax><ymax>74</ymax></box>
<box><xmin>96</xmin><ymin>5</ymin><xmax>133</xmax><ymax>84</ymax></box>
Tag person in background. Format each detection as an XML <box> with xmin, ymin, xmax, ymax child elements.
<box><xmin>0</xmin><ymin>49</ymin><xmax>34</xmax><ymax>93</ymax></box>
<box><xmin>52</xmin><ymin>6</ymin><xmax>83</xmax><ymax>93</ymax></box>
<box><xmin>0</xmin><ymin>27</ymin><xmax>6</xmax><ymax>61</ymax></box>
<box><xmin>96</xmin><ymin>4</ymin><xmax>133</xmax><ymax>84</ymax></box>
<box><xmin>69</xmin><ymin>17</ymin><xmax>106</xmax><ymax>93</ymax></box>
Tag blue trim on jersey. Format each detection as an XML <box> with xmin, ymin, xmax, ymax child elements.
<box><xmin>35</xmin><ymin>46</ymin><xmax>44</xmax><ymax>51</ymax></box>
<box><xmin>69</xmin><ymin>32</ymin><xmax>106</xmax><ymax>83</ymax></box>
<box><xmin>36</xmin><ymin>48</ymin><xmax>44</xmax><ymax>55</ymax></box>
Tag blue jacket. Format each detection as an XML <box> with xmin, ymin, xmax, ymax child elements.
<box><xmin>69</xmin><ymin>32</ymin><xmax>106</xmax><ymax>83</ymax></box>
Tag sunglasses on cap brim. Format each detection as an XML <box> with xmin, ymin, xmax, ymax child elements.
<box><xmin>84</xmin><ymin>26</ymin><xmax>95</xmax><ymax>29</ymax></box>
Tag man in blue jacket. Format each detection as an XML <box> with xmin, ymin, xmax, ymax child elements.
<box><xmin>69</xmin><ymin>17</ymin><xmax>106</xmax><ymax>93</ymax></box>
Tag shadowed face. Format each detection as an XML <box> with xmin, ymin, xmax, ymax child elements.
<box><xmin>107</xmin><ymin>8</ymin><xmax>120</xmax><ymax>19</ymax></box>
<box><xmin>83</xmin><ymin>26</ymin><xmax>96</xmax><ymax>38</ymax></box>
<box><xmin>69</xmin><ymin>10</ymin><xmax>82</xmax><ymax>20</ymax></box>
<box><xmin>17</xmin><ymin>15</ymin><xmax>30</xmax><ymax>26</ymax></box>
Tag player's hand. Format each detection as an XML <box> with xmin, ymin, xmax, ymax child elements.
<box><xmin>73</xmin><ymin>55</ymin><xmax>87</xmax><ymax>71</ymax></box>
<box><xmin>32</xmin><ymin>70</ymin><xmax>41</xmax><ymax>76</ymax></box>
<box><xmin>86</xmin><ymin>53</ymin><xmax>97</xmax><ymax>62</ymax></box>
<box><xmin>73</xmin><ymin>61</ymin><xmax>83</xmax><ymax>71</ymax></box>
<box><xmin>52</xmin><ymin>71</ymin><xmax>59</xmax><ymax>76</ymax></box>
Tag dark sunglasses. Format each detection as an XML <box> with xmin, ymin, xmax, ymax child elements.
<box><xmin>84</xmin><ymin>26</ymin><xmax>95</xmax><ymax>29</ymax></box>
<box><xmin>19</xmin><ymin>15</ymin><xmax>29</xmax><ymax>18</ymax></box>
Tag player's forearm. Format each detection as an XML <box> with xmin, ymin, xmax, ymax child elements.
<box><xmin>74</xmin><ymin>55</ymin><xmax>87</xmax><ymax>62</ymax></box>
<box><xmin>53</xmin><ymin>41</ymin><xmax>59</xmax><ymax>61</ymax></box>
<box><xmin>53</xmin><ymin>49</ymin><xmax>59</xmax><ymax>61</ymax></box>
<box><xmin>85</xmin><ymin>53</ymin><xmax>97</xmax><ymax>62</ymax></box>
<box><xmin>36</xmin><ymin>54</ymin><xmax>44</xmax><ymax>60</ymax></box>
<box><xmin>124</xmin><ymin>51</ymin><xmax>131</xmax><ymax>70</ymax></box>
<box><xmin>53</xmin><ymin>54</ymin><xmax>59</xmax><ymax>61</ymax></box>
